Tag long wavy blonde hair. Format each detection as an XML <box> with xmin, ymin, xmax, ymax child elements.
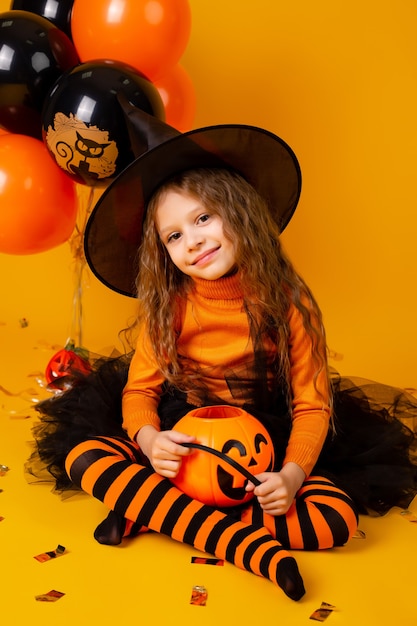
<box><xmin>133</xmin><ymin>168</ymin><xmax>331</xmax><ymax>407</ymax></box>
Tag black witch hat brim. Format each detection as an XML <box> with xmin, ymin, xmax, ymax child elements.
<box><xmin>84</xmin><ymin>120</ymin><xmax>301</xmax><ymax>298</ymax></box>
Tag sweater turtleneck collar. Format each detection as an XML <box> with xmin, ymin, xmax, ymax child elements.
<box><xmin>191</xmin><ymin>272</ymin><xmax>244</xmax><ymax>301</ymax></box>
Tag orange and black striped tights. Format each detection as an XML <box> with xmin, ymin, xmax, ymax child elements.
<box><xmin>65</xmin><ymin>436</ymin><xmax>358</xmax><ymax>601</ymax></box>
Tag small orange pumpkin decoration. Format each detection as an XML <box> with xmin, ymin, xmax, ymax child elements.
<box><xmin>171</xmin><ymin>405</ymin><xmax>275</xmax><ymax>507</ymax></box>
<box><xmin>45</xmin><ymin>342</ymin><xmax>91</xmax><ymax>385</ymax></box>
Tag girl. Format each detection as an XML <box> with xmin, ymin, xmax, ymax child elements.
<box><xmin>31</xmin><ymin>112</ymin><xmax>417</xmax><ymax>602</ymax></box>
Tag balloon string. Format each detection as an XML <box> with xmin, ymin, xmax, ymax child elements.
<box><xmin>68</xmin><ymin>186</ymin><xmax>95</xmax><ymax>349</ymax></box>
<box><xmin>71</xmin><ymin>252</ymin><xmax>84</xmax><ymax>348</ymax></box>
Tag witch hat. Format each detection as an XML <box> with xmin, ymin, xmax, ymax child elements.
<box><xmin>84</xmin><ymin>95</ymin><xmax>301</xmax><ymax>297</ymax></box>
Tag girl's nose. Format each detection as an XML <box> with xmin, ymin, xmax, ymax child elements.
<box><xmin>186</xmin><ymin>229</ymin><xmax>203</xmax><ymax>250</ymax></box>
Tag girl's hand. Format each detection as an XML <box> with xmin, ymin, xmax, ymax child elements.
<box><xmin>245</xmin><ymin>462</ymin><xmax>306</xmax><ymax>516</ymax></box>
<box><xmin>136</xmin><ymin>425</ymin><xmax>195</xmax><ymax>478</ymax></box>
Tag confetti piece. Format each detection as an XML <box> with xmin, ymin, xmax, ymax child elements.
<box><xmin>190</xmin><ymin>585</ymin><xmax>208</xmax><ymax>606</ymax></box>
<box><xmin>35</xmin><ymin>590</ymin><xmax>65</xmax><ymax>602</ymax></box>
<box><xmin>0</xmin><ymin>516</ymin><xmax>5</xmax><ymax>522</ymax></box>
<box><xmin>0</xmin><ymin>465</ymin><xmax>9</xmax><ymax>476</ymax></box>
<box><xmin>310</xmin><ymin>602</ymin><xmax>336</xmax><ymax>622</ymax></box>
<box><xmin>19</xmin><ymin>318</ymin><xmax>29</xmax><ymax>328</ymax></box>
<box><xmin>0</xmin><ymin>384</ymin><xmax>45</xmax><ymax>404</ymax></box>
<box><xmin>34</xmin><ymin>545</ymin><xmax>66</xmax><ymax>563</ymax></box>
<box><xmin>399</xmin><ymin>510</ymin><xmax>417</xmax><ymax>523</ymax></box>
<box><xmin>353</xmin><ymin>529</ymin><xmax>366</xmax><ymax>539</ymax></box>
<box><xmin>191</xmin><ymin>557</ymin><xmax>224</xmax><ymax>566</ymax></box>
<box><xmin>9</xmin><ymin>412</ymin><xmax>32</xmax><ymax>420</ymax></box>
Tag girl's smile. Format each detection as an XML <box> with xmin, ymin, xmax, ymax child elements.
<box><xmin>192</xmin><ymin>246</ymin><xmax>220</xmax><ymax>266</ymax></box>
<box><xmin>156</xmin><ymin>190</ymin><xmax>236</xmax><ymax>280</ymax></box>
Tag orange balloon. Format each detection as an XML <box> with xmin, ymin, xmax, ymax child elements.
<box><xmin>71</xmin><ymin>0</ymin><xmax>192</xmax><ymax>81</ymax></box>
<box><xmin>0</xmin><ymin>135</ymin><xmax>78</xmax><ymax>254</ymax></box>
<box><xmin>154</xmin><ymin>64</ymin><xmax>196</xmax><ymax>132</ymax></box>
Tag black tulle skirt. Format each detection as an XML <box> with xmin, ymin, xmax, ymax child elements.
<box><xmin>26</xmin><ymin>354</ymin><xmax>417</xmax><ymax>516</ymax></box>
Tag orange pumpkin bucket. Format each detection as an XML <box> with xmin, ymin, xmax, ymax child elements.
<box><xmin>171</xmin><ymin>405</ymin><xmax>275</xmax><ymax>507</ymax></box>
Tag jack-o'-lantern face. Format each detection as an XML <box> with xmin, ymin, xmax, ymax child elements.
<box><xmin>171</xmin><ymin>406</ymin><xmax>275</xmax><ymax>507</ymax></box>
<box><xmin>45</xmin><ymin>344</ymin><xmax>91</xmax><ymax>386</ymax></box>
<box><xmin>217</xmin><ymin>433</ymin><xmax>272</xmax><ymax>501</ymax></box>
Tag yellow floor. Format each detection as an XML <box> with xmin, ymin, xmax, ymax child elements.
<box><xmin>1</xmin><ymin>327</ymin><xmax>416</xmax><ymax>625</ymax></box>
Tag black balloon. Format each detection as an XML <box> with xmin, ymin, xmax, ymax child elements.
<box><xmin>41</xmin><ymin>60</ymin><xmax>166</xmax><ymax>186</ymax></box>
<box><xmin>0</xmin><ymin>11</ymin><xmax>79</xmax><ymax>139</ymax></box>
<box><xmin>11</xmin><ymin>0</ymin><xmax>74</xmax><ymax>38</ymax></box>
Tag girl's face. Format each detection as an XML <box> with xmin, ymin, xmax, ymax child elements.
<box><xmin>155</xmin><ymin>189</ymin><xmax>237</xmax><ymax>280</ymax></box>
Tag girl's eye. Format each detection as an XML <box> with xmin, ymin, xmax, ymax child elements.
<box><xmin>167</xmin><ymin>232</ymin><xmax>181</xmax><ymax>244</ymax></box>
<box><xmin>197</xmin><ymin>213</ymin><xmax>211</xmax><ymax>224</ymax></box>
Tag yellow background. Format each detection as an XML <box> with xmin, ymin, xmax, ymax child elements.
<box><xmin>1</xmin><ymin>2</ymin><xmax>416</xmax><ymax>625</ymax></box>
<box><xmin>1</xmin><ymin>0</ymin><xmax>416</xmax><ymax>389</ymax></box>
